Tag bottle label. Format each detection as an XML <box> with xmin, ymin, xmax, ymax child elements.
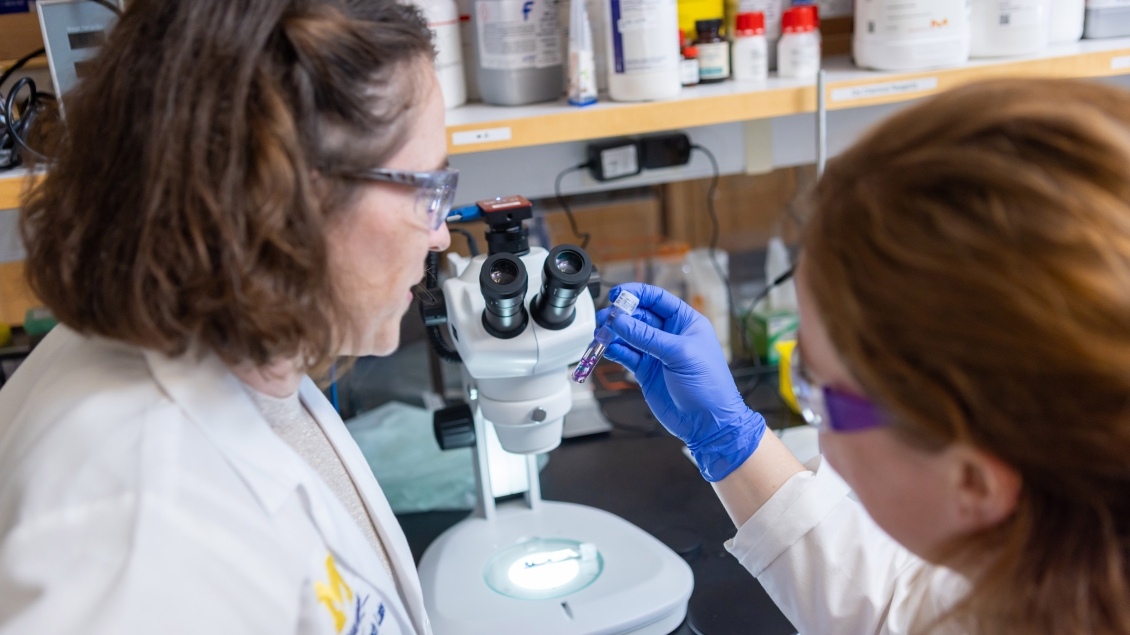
<box><xmin>476</xmin><ymin>0</ymin><xmax>563</xmax><ymax>70</ymax></box>
<box><xmin>610</xmin><ymin>0</ymin><xmax>679</xmax><ymax>74</ymax></box>
<box><xmin>697</xmin><ymin>41</ymin><xmax>730</xmax><ymax>79</ymax></box>
<box><xmin>857</xmin><ymin>0</ymin><xmax>965</xmax><ymax>36</ymax></box>
<box><xmin>990</xmin><ymin>0</ymin><xmax>1045</xmax><ymax>27</ymax></box>
<box><xmin>732</xmin><ymin>38</ymin><xmax>767</xmax><ymax>81</ymax></box>
<box><xmin>680</xmin><ymin>57</ymin><xmax>700</xmax><ymax>84</ymax></box>
<box><xmin>779</xmin><ymin>36</ymin><xmax>820</xmax><ymax>77</ymax></box>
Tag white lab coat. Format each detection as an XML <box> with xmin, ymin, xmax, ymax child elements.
<box><xmin>0</xmin><ymin>326</ymin><xmax>432</xmax><ymax>635</ymax></box>
<box><xmin>726</xmin><ymin>457</ymin><xmax>970</xmax><ymax>635</ymax></box>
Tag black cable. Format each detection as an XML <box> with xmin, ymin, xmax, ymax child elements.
<box><xmin>690</xmin><ymin>143</ymin><xmax>755</xmax><ymax>363</ymax></box>
<box><xmin>4</xmin><ymin>77</ymin><xmax>51</xmax><ymax>163</ymax></box>
<box><xmin>421</xmin><ymin>251</ymin><xmax>462</xmax><ymax>363</ymax></box>
<box><xmin>90</xmin><ymin>0</ymin><xmax>123</xmax><ymax>15</ymax></box>
<box><xmin>554</xmin><ymin>162</ymin><xmax>592</xmax><ymax>249</ymax></box>
<box><xmin>449</xmin><ymin>227</ymin><xmax>479</xmax><ymax>256</ymax></box>
<box><xmin>0</xmin><ymin>48</ymin><xmax>45</xmax><ymax>92</ymax></box>
<box><xmin>0</xmin><ymin>48</ymin><xmax>48</xmax><ymax>170</ymax></box>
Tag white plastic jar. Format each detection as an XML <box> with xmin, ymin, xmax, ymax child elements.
<box><xmin>601</xmin><ymin>0</ymin><xmax>682</xmax><ymax>101</ymax></box>
<box><xmin>414</xmin><ymin>0</ymin><xmax>468</xmax><ymax>108</ymax></box>
<box><xmin>1050</xmin><ymin>0</ymin><xmax>1085</xmax><ymax>41</ymax></box>
<box><xmin>853</xmin><ymin>0</ymin><xmax>970</xmax><ymax>70</ymax></box>
<box><xmin>777</xmin><ymin>5</ymin><xmax>820</xmax><ymax>79</ymax></box>
<box><xmin>1085</xmin><ymin>0</ymin><xmax>1130</xmax><ymax>38</ymax></box>
<box><xmin>731</xmin><ymin>11</ymin><xmax>768</xmax><ymax>81</ymax></box>
<box><xmin>969</xmin><ymin>0</ymin><xmax>1050</xmax><ymax>56</ymax></box>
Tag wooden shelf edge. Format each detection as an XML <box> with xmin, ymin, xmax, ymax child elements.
<box><xmin>447</xmin><ymin>46</ymin><xmax>1130</xmax><ymax>154</ymax></box>
<box><xmin>0</xmin><ymin>173</ymin><xmax>41</xmax><ymax>211</ymax></box>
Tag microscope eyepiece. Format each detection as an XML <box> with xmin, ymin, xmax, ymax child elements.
<box><xmin>480</xmin><ymin>253</ymin><xmax>529</xmax><ymax>339</ymax></box>
<box><xmin>532</xmin><ymin>244</ymin><xmax>593</xmax><ymax>330</ymax></box>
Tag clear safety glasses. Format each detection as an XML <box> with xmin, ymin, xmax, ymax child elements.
<box><xmin>789</xmin><ymin>345</ymin><xmax>888</xmax><ymax>433</ymax></box>
<box><xmin>358</xmin><ymin>167</ymin><xmax>459</xmax><ymax>231</ymax></box>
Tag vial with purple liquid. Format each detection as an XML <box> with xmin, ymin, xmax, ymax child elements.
<box><xmin>571</xmin><ymin>290</ymin><xmax>640</xmax><ymax>383</ymax></box>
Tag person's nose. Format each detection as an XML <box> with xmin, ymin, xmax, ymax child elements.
<box><xmin>430</xmin><ymin>222</ymin><xmax>451</xmax><ymax>252</ymax></box>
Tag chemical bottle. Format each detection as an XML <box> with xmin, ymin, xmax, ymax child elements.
<box><xmin>853</xmin><ymin>0</ymin><xmax>970</xmax><ymax>70</ymax></box>
<box><xmin>560</xmin><ymin>0</ymin><xmax>610</xmax><ymax>92</ymax></box>
<box><xmin>1083</xmin><ymin>0</ymin><xmax>1130</xmax><ymax>37</ymax></box>
<box><xmin>679</xmin><ymin>0</ymin><xmax>726</xmax><ymax>41</ymax></box>
<box><xmin>414</xmin><ymin>0</ymin><xmax>468</xmax><ymax>108</ymax></box>
<box><xmin>567</xmin><ymin>0</ymin><xmax>598</xmax><ymax>105</ymax></box>
<box><xmin>969</xmin><ymin>0</ymin><xmax>1050</xmax><ymax>56</ymax></box>
<box><xmin>777</xmin><ymin>5</ymin><xmax>820</xmax><ymax>78</ymax></box>
<box><xmin>472</xmin><ymin>0</ymin><xmax>564</xmax><ymax>106</ymax></box>
<box><xmin>1050</xmin><ymin>0</ymin><xmax>1085</xmax><ymax>40</ymax></box>
<box><xmin>695</xmin><ymin>18</ymin><xmax>731</xmax><ymax>82</ymax></box>
<box><xmin>731</xmin><ymin>11</ymin><xmax>768</xmax><ymax>81</ymax></box>
<box><xmin>686</xmin><ymin>248</ymin><xmax>731</xmax><ymax>363</ymax></box>
<box><xmin>681</xmin><ymin>42</ymin><xmax>702</xmax><ymax>85</ymax></box>
<box><xmin>455</xmin><ymin>0</ymin><xmax>480</xmax><ymax>101</ymax></box>
<box><xmin>727</xmin><ymin>0</ymin><xmax>788</xmax><ymax>68</ymax></box>
<box><xmin>602</xmin><ymin>0</ymin><xmax>682</xmax><ymax>101</ymax></box>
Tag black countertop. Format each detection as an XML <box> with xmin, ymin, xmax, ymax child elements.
<box><xmin>396</xmin><ymin>366</ymin><xmax>802</xmax><ymax>635</ymax></box>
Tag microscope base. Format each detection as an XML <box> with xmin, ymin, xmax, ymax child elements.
<box><xmin>418</xmin><ymin>500</ymin><xmax>694</xmax><ymax>635</ymax></box>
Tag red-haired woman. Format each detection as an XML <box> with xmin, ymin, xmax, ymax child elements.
<box><xmin>0</xmin><ymin>1</ymin><xmax>450</xmax><ymax>633</ymax></box>
<box><xmin>601</xmin><ymin>79</ymin><xmax>1130</xmax><ymax>635</ymax></box>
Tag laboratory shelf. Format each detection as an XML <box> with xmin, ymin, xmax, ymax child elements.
<box><xmin>0</xmin><ymin>169</ymin><xmax>37</xmax><ymax>211</ymax></box>
<box><xmin>445</xmin><ymin>36</ymin><xmax>1130</xmax><ymax>154</ymax></box>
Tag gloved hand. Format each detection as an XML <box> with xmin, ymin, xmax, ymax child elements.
<box><xmin>596</xmin><ymin>282</ymin><xmax>765</xmax><ymax>482</ymax></box>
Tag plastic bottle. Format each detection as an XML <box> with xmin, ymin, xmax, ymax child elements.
<box><xmin>602</xmin><ymin>0</ymin><xmax>682</xmax><ymax>101</ymax></box>
<box><xmin>1083</xmin><ymin>0</ymin><xmax>1130</xmax><ymax>38</ymax></box>
<box><xmin>777</xmin><ymin>5</ymin><xmax>820</xmax><ymax>78</ymax></box>
<box><xmin>1050</xmin><ymin>0</ymin><xmax>1085</xmax><ymax>40</ymax></box>
<box><xmin>728</xmin><ymin>0</ymin><xmax>788</xmax><ymax>68</ymax></box>
<box><xmin>414</xmin><ymin>0</ymin><xmax>468</xmax><ymax>109</ymax></box>
<box><xmin>969</xmin><ymin>0</ymin><xmax>1050</xmax><ymax>56</ymax></box>
<box><xmin>681</xmin><ymin>42</ymin><xmax>701</xmax><ymax>85</ymax></box>
<box><xmin>560</xmin><ymin>0</ymin><xmax>610</xmax><ymax>92</ymax></box>
<box><xmin>568</xmin><ymin>0</ymin><xmax>598</xmax><ymax>105</ymax></box>
<box><xmin>853</xmin><ymin>0</ymin><xmax>970</xmax><ymax>70</ymax></box>
<box><xmin>455</xmin><ymin>0</ymin><xmax>480</xmax><ymax>101</ymax></box>
<box><xmin>695</xmin><ymin>18</ymin><xmax>731</xmax><ymax>82</ymax></box>
<box><xmin>731</xmin><ymin>11</ymin><xmax>768</xmax><ymax>81</ymax></box>
<box><xmin>472</xmin><ymin>0</ymin><xmax>564</xmax><ymax>106</ymax></box>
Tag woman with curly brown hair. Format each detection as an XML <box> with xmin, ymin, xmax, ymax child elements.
<box><xmin>0</xmin><ymin>0</ymin><xmax>451</xmax><ymax>633</ymax></box>
<box><xmin>598</xmin><ymin>78</ymin><xmax>1130</xmax><ymax>635</ymax></box>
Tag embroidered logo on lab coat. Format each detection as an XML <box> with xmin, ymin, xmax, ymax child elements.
<box><xmin>315</xmin><ymin>554</ymin><xmax>388</xmax><ymax>635</ymax></box>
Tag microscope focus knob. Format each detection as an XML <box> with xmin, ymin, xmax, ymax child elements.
<box><xmin>434</xmin><ymin>404</ymin><xmax>476</xmax><ymax>450</ymax></box>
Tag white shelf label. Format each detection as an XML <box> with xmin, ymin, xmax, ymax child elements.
<box><xmin>1112</xmin><ymin>55</ymin><xmax>1130</xmax><ymax>70</ymax></box>
<box><xmin>831</xmin><ymin>77</ymin><xmax>939</xmax><ymax>103</ymax></box>
<box><xmin>452</xmin><ymin>126</ymin><xmax>513</xmax><ymax>146</ymax></box>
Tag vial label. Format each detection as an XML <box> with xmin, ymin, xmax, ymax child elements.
<box><xmin>611</xmin><ymin>290</ymin><xmax>640</xmax><ymax>314</ymax></box>
<box><xmin>476</xmin><ymin>0</ymin><xmax>563</xmax><ymax>70</ymax></box>
<box><xmin>696</xmin><ymin>41</ymin><xmax>730</xmax><ymax>80</ymax></box>
<box><xmin>680</xmin><ymin>58</ymin><xmax>700</xmax><ymax>84</ymax></box>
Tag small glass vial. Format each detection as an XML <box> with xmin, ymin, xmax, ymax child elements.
<box><xmin>777</xmin><ymin>5</ymin><xmax>820</xmax><ymax>79</ymax></box>
<box><xmin>571</xmin><ymin>290</ymin><xmax>640</xmax><ymax>383</ymax></box>
<box><xmin>695</xmin><ymin>19</ymin><xmax>730</xmax><ymax>83</ymax></box>
<box><xmin>732</xmin><ymin>12</ymin><xmax>768</xmax><ymax>82</ymax></box>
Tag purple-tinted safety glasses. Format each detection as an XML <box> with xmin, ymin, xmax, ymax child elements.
<box><xmin>789</xmin><ymin>345</ymin><xmax>887</xmax><ymax>433</ymax></box>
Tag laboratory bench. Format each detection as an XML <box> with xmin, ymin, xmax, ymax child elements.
<box><xmin>396</xmin><ymin>364</ymin><xmax>803</xmax><ymax>635</ymax></box>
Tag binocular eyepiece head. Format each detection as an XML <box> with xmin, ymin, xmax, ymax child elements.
<box><xmin>479</xmin><ymin>245</ymin><xmax>594</xmax><ymax>339</ymax></box>
<box><xmin>532</xmin><ymin>245</ymin><xmax>593</xmax><ymax>330</ymax></box>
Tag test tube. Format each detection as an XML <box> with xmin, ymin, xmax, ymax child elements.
<box><xmin>571</xmin><ymin>290</ymin><xmax>640</xmax><ymax>383</ymax></box>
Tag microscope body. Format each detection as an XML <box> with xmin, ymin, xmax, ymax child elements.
<box><xmin>444</xmin><ymin>247</ymin><xmax>596</xmax><ymax>454</ymax></box>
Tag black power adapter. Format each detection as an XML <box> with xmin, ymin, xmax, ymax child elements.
<box><xmin>584</xmin><ymin>133</ymin><xmax>693</xmax><ymax>181</ymax></box>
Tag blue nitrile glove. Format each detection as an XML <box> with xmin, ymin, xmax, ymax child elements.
<box><xmin>595</xmin><ymin>282</ymin><xmax>766</xmax><ymax>482</ymax></box>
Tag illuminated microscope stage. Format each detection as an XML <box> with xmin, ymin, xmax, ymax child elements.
<box><xmin>418</xmin><ymin>499</ymin><xmax>693</xmax><ymax>635</ymax></box>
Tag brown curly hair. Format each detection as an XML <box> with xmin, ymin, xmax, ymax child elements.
<box><xmin>19</xmin><ymin>0</ymin><xmax>434</xmax><ymax>369</ymax></box>
<box><xmin>805</xmin><ymin>78</ymin><xmax>1130</xmax><ymax>635</ymax></box>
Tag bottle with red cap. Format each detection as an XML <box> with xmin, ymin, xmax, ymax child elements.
<box><xmin>777</xmin><ymin>4</ymin><xmax>820</xmax><ymax>78</ymax></box>
<box><xmin>732</xmin><ymin>11</ymin><xmax>768</xmax><ymax>81</ymax></box>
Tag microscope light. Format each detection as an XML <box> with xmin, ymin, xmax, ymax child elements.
<box><xmin>484</xmin><ymin>538</ymin><xmax>603</xmax><ymax>600</ymax></box>
<box><xmin>508</xmin><ymin>551</ymin><xmax>581</xmax><ymax>590</ymax></box>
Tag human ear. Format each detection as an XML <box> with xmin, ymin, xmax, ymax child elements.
<box><xmin>949</xmin><ymin>445</ymin><xmax>1023</xmax><ymax>531</ymax></box>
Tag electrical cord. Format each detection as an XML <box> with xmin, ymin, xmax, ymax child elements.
<box><xmin>90</xmin><ymin>0</ymin><xmax>123</xmax><ymax>15</ymax></box>
<box><xmin>449</xmin><ymin>227</ymin><xmax>479</xmax><ymax>256</ymax></box>
<box><xmin>422</xmin><ymin>251</ymin><xmax>462</xmax><ymax>363</ymax></box>
<box><xmin>690</xmin><ymin>143</ymin><xmax>756</xmax><ymax>364</ymax></box>
<box><xmin>554</xmin><ymin>162</ymin><xmax>593</xmax><ymax>249</ymax></box>
<box><xmin>0</xmin><ymin>48</ymin><xmax>49</xmax><ymax>170</ymax></box>
<box><xmin>4</xmin><ymin>77</ymin><xmax>52</xmax><ymax>163</ymax></box>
